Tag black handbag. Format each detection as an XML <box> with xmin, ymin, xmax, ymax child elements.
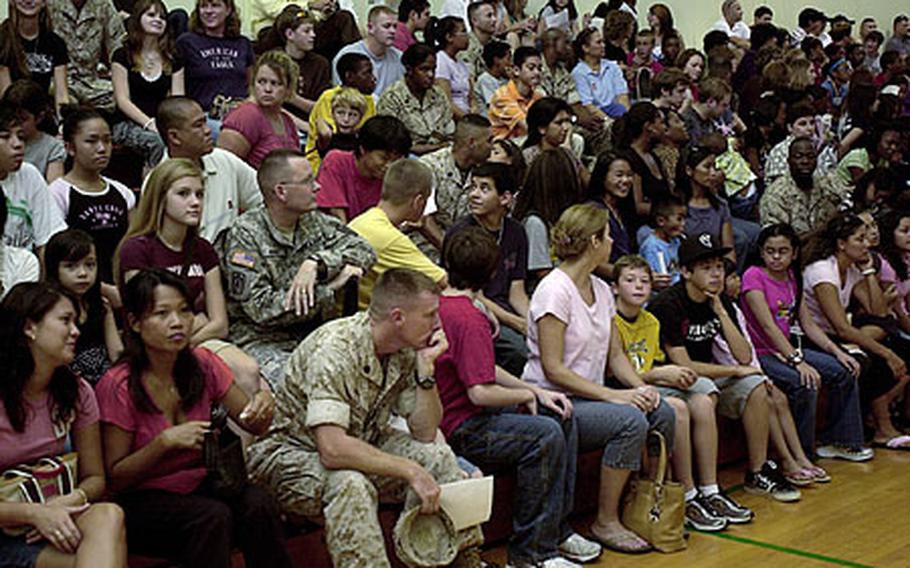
<box><xmin>203</xmin><ymin>403</ymin><xmax>248</xmax><ymax>500</ymax></box>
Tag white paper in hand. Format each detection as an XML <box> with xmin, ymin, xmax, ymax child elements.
<box><xmin>439</xmin><ymin>476</ymin><xmax>494</xmax><ymax>531</ymax></box>
<box><xmin>545</xmin><ymin>9</ymin><xmax>569</xmax><ymax>31</ymax></box>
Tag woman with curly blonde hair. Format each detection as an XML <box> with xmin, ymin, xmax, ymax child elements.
<box><xmin>219</xmin><ymin>50</ymin><xmax>301</xmax><ymax>167</ymax></box>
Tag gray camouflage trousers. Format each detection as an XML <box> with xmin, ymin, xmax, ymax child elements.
<box><xmin>249</xmin><ymin>429</ymin><xmax>483</xmax><ymax>567</ymax></box>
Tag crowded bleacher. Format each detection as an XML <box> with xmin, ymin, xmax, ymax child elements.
<box><xmin>2</xmin><ymin>0</ymin><xmax>910</xmax><ymax>565</ymax></box>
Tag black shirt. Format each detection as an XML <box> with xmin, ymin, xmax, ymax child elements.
<box><xmin>2</xmin><ymin>29</ymin><xmax>70</xmax><ymax>93</ymax></box>
<box><xmin>111</xmin><ymin>47</ymin><xmax>183</xmax><ymax>122</ymax></box>
<box><xmin>647</xmin><ymin>281</ymin><xmax>740</xmax><ymax>363</ymax></box>
<box><xmin>445</xmin><ymin>215</ymin><xmax>528</xmax><ymax>314</ymax></box>
<box><xmin>63</xmin><ymin>182</ymin><xmax>132</xmax><ymax>284</ymax></box>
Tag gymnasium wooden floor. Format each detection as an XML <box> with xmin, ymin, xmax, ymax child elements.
<box><xmin>482</xmin><ymin>449</ymin><xmax>910</xmax><ymax>567</ymax></box>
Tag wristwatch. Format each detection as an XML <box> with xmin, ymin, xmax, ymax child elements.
<box><xmin>786</xmin><ymin>350</ymin><xmax>804</xmax><ymax>367</ymax></box>
<box><xmin>415</xmin><ymin>372</ymin><xmax>437</xmax><ymax>389</ymax></box>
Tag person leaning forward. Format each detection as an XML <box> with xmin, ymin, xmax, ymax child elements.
<box><xmin>247</xmin><ymin>268</ymin><xmax>484</xmax><ymax>567</ymax></box>
<box><xmin>222</xmin><ymin>148</ymin><xmax>376</xmax><ymax>389</ymax></box>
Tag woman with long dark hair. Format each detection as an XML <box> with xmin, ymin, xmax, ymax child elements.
<box><xmin>0</xmin><ymin>0</ymin><xmax>69</xmax><ymax>109</ymax></box>
<box><xmin>111</xmin><ymin>0</ymin><xmax>185</xmax><ymax>169</ymax></box>
<box><xmin>677</xmin><ymin>145</ymin><xmax>735</xmax><ymax>264</ymax></box>
<box><xmin>523</xmin><ymin>97</ymin><xmax>588</xmax><ymax>186</ymax></box>
<box><xmin>613</xmin><ymin>102</ymin><xmax>671</xmax><ymax>227</ymax></box>
<box><xmin>740</xmin><ymin>223</ymin><xmax>869</xmax><ymax>463</ymax></box>
<box><xmin>0</xmin><ymin>282</ymin><xmax>126</xmax><ymax>568</ymax></box>
<box><xmin>425</xmin><ymin>16</ymin><xmax>473</xmax><ymax>119</ymax></box>
<box><xmin>802</xmin><ymin>214</ymin><xmax>910</xmax><ymax>449</ymax></box>
<box><xmin>97</xmin><ymin>269</ymin><xmax>291</xmax><ymax>568</ymax></box>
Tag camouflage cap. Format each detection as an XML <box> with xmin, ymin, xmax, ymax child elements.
<box><xmin>393</xmin><ymin>506</ymin><xmax>459</xmax><ymax>567</ymax></box>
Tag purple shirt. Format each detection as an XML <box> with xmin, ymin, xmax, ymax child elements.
<box><xmin>740</xmin><ymin>266</ymin><xmax>798</xmax><ymax>356</ymax></box>
<box><xmin>176</xmin><ymin>32</ymin><xmax>254</xmax><ymax>111</ymax></box>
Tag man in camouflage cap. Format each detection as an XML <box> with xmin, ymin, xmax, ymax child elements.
<box><xmin>247</xmin><ymin>268</ymin><xmax>484</xmax><ymax>567</ymax></box>
<box><xmin>222</xmin><ymin>148</ymin><xmax>376</xmax><ymax>388</ymax></box>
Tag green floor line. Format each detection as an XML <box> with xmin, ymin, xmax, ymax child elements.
<box><xmin>695</xmin><ymin>530</ymin><xmax>874</xmax><ymax>568</ymax></box>
<box><xmin>724</xmin><ymin>483</ymin><xmax>744</xmax><ymax>494</ymax></box>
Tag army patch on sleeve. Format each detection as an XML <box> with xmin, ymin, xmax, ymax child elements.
<box><xmin>230</xmin><ymin>249</ymin><xmax>256</xmax><ymax>269</ymax></box>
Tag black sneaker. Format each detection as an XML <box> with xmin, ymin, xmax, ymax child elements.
<box><xmin>744</xmin><ymin>461</ymin><xmax>801</xmax><ymax>502</ymax></box>
<box><xmin>701</xmin><ymin>492</ymin><xmax>754</xmax><ymax>524</ymax></box>
<box><xmin>685</xmin><ymin>497</ymin><xmax>727</xmax><ymax>531</ymax></box>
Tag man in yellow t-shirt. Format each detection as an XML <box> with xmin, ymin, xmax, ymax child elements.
<box><xmin>349</xmin><ymin>159</ymin><xmax>447</xmax><ymax>309</ymax></box>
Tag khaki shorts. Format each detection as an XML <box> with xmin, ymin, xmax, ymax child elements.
<box><xmin>657</xmin><ymin>374</ymin><xmax>768</xmax><ymax>419</ymax></box>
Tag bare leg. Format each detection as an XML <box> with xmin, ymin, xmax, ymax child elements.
<box><xmin>665</xmin><ymin>398</ymin><xmax>694</xmax><ymax>491</ymax></box>
<box><xmin>36</xmin><ymin>503</ymin><xmax>127</xmax><ymax>568</ymax></box>
<box><xmin>741</xmin><ymin>385</ymin><xmax>771</xmax><ymax>472</ymax></box>
<box><xmin>769</xmin><ymin>386</ymin><xmax>814</xmax><ymax>469</ymax></box>
<box><xmin>873</xmin><ymin>375</ymin><xmax>910</xmax><ymax>441</ymax></box>
<box><xmin>689</xmin><ymin>394</ymin><xmax>719</xmax><ymax>486</ymax></box>
<box><xmin>590</xmin><ymin>466</ymin><xmax>638</xmax><ymax>542</ymax></box>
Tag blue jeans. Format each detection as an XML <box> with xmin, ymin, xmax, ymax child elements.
<box><xmin>573</xmin><ymin>399</ymin><xmax>675</xmax><ymax>470</ymax></box>
<box><xmin>448</xmin><ymin>409</ymin><xmax>576</xmax><ymax>564</ymax></box>
<box><xmin>759</xmin><ymin>349</ymin><xmax>864</xmax><ymax>455</ymax></box>
<box><xmin>731</xmin><ymin>217</ymin><xmax>761</xmax><ymax>274</ymax></box>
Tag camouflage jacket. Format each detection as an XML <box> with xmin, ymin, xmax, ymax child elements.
<box><xmin>250</xmin><ymin>311</ymin><xmax>418</xmax><ymax>452</ymax></box>
<box><xmin>419</xmin><ymin>147</ymin><xmax>473</xmax><ymax>231</ymax></box>
<box><xmin>223</xmin><ymin>205</ymin><xmax>376</xmax><ymax>347</ymax></box>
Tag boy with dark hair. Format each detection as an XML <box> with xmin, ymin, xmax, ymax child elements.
<box><xmin>0</xmin><ymin>106</ymin><xmax>66</xmax><ymax>255</ymax></box>
<box><xmin>649</xmin><ymin>233</ymin><xmax>801</xmax><ymax>503</ymax></box>
<box><xmin>436</xmin><ymin>226</ymin><xmax>601</xmax><ymax>568</ymax></box>
<box><xmin>306</xmin><ymin>52</ymin><xmax>378</xmax><ymax>172</ymax></box>
<box><xmin>489</xmin><ymin>46</ymin><xmax>544</xmax><ymax>139</ymax></box>
<box><xmin>612</xmin><ymin>254</ymin><xmax>744</xmax><ymax>532</ymax></box>
<box><xmin>444</xmin><ymin>161</ymin><xmax>530</xmax><ymax>376</ymax></box>
<box><xmin>317</xmin><ymin>115</ymin><xmax>413</xmax><ymax>222</ymax></box>
<box><xmin>474</xmin><ymin>41</ymin><xmax>512</xmax><ymax>113</ymax></box>
<box><xmin>394</xmin><ymin>0</ymin><xmax>431</xmax><ymax>52</ymax></box>
<box><xmin>753</xmin><ymin>5</ymin><xmax>772</xmax><ymax>26</ymax></box>
<box><xmin>680</xmin><ymin>77</ymin><xmax>733</xmax><ymax>144</ymax></box>
<box><xmin>863</xmin><ymin>30</ymin><xmax>886</xmax><ymax>73</ymax></box>
<box><xmin>638</xmin><ymin>196</ymin><xmax>686</xmax><ymax>289</ymax></box>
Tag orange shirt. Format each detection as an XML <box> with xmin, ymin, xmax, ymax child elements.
<box><xmin>488</xmin><ymin>80</ymin><xmax>544</xmax><ymax>140</ymax></box>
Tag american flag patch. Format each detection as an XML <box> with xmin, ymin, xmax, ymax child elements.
<box><xmin>230</xmin><ymin>250</ymin><xmax>256</xmax><ymax>269</ymax></box>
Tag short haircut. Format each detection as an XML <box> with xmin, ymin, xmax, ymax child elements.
<box><xmin>513</xmin><ymin>46</ymin><xmax>540</xmax><ymax>69</ymax></box>
<box><xmin>788</xmin><ymin>135</ymin><xmax>815</xmax><ymax>157</ymax></box>
<box><xmin>754</xmin><ymin>6</ymin><xmax>772</xmax><ymax>19</ymax></box>
<box><xmin>613</xmin><ymin>254</ymin><xmax>653</xmax><ymax>281</ymax></box>
<box><xmin>482</xmin><ymin>40</ymin><xmax>511</xmax><ymax>70</ymax></box>
<box><xmin>471</xmin><ymin>161</ymin><xmax>515</xmax><ymax>195</ymax></box>
<box><xmin>381</xmin><ymin>159</ymin><xmax>432</xmax><ymax>204</ymax></box>
<box><xmin>637</xmin><ymin>29</ymin><xmax>655</xmax><ymax>41</ymax></box>
<box><xmin>881</xmin><ymin>50</ymin><xmax>901</xmax><ymax>69</ymax></box>
<box><xmin>454</xmin><ymin>114</ymin><xmax>491</xmax><ymax>144</ymax></box>
<box><xmin>540</xmin><ymin>28</ymin><xmax>567</xmax><ymax>49</ymax></box>
<box><xmin>2</xmin><ymin>80</ymin><xmax>52</xmax><ymax>119</ymax></box>
<box><xmin>257</xmin><ymin>148</ymin><xmax>305</xmax><ymax>199</ymax></box>
<box><xmin>0</xmin><ymin>105</ymin><xmax>21</xmax><ymax>133</ymax></box>
<box><xmin>443</xmin><ymin>227</ymin><xmax>499</xmax><ymax>291</ymax></box>
<box><xmin>699</xmin><ymin>76</ymin><xmax>732</xmax><ymax>101</ymax></box>
<box><xmin>798</xmin><ymin>8</ymin><xmax>825</xmax><ymax>29</ymax></box>
<box><xmin>653</xmin><ymin>68</ymin><xmax>689</xmax><ymax>95</ymax></box>
<box><xmin>368</xmin><ymin>4</ymin><xmax>396</xmax><ymax>23</ymax></box>
<box><xmin>398</xmin><ymin>0</ymin><xmax>429</xmax><ymax>22</ymax></box>
<box><xmin>703</xmin><ymin>30</ymin><xmax>729</xmax><ymax>53</ymax></box>
<box><xmin>866</xmin><ymin>30</ymin><xmax>885</xmax><ymax>45</ymax></box>
<box><xmin>275</xmin><ymin>5</ymin><xmax>316</xmax><ymax>38</ymax></box>
<box><xmin>895</xmin><ymin>14</ymin><xmax>909</xmax><ymax>28</ymax></box>
<box><xmin>331</xmin><ymin>87</ymin><xmax>368</xmax><ymax>115</ymax></box>
<box><xmin>467</xmin><ymin>0</ymin><xmax>493</xmax><ymax>23</ymax></box>
<box><xmin>786</xmin><ymin>101</ymin><xmax>815</xmax><ymax>126</ymax></box>
<box><xmin>369</xmin><ymin>268</ymin><xmax>438</xmax><ymax>319</ymax></box>
<box><xmin>401</xmin><ymin>43</ymin><xmax>435</xmax><ymax>69</ymax></box>
<box><xmin>651</xmin><ymin>195</ymin><xmax>686</xmax><ymax>225</ymax></box>
<box><xmin>358</xmin><ymin>116</ymin><xmax>412</xmax><ymax>156</ymax></box>
<box><xmin>156</xmin><ymin>96</ymin><xmax>200</xmax><ymax>145</ymax></box>
<box><xmin>750</xmin><ymin>23</ymin><xmax>778</xmax><ymax>50</ymax></box>
<box><xmin>336</xmin><ymin>52</ymin><xmax>370</xmax><ymax>83</ymax></box>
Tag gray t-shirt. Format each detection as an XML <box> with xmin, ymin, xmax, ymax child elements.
<box><xmin>685</xmin><ymin>199</ymin><xmax>732</xmax><ymax>242</ymax></box>
<box><xmin>25</xmin><ymin>133</ymin><xmax>65</xmax><ymax>179</ymax></box>
<box><xmin>523</xmin><ymin>214</ymin><xmax>553</xmax><ymax>272</ymax></box>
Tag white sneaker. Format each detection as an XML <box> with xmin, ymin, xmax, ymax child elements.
<box><xmin>558</xmin><ymin>533</ymin><xmax>602</xmax><ymax>563</ymax></box>
<box><xmin>541</xmin><ymin>557</ymin><xmax>582</xmax><ymax>568</ymax></box>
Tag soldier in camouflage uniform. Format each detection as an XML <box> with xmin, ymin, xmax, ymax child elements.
<box><xmin>49</xmin><ymin>0</ymin><xmax>125</xmax><ymax>110</ymax></box>
<box><xmin>416</xmin><ymin>115</ymin><xmax>493</xmax><ymax>259</ymax></box>
<box><xmin>247</xmin><ymin>268</ymin><xmax>483</xmax><ymax>567</ymax></box>
<box><xmin>222</xmin><ymin>149</ymin><xmax>376</xmax><ymax>388</ymax></box>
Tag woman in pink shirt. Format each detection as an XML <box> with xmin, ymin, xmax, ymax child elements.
<box><xmin>0</xmin><ymin>283</ymin><xmax>126</xmax><ymax>568</ymax></box>
<box><xmin>97</xmin><ymin>269</ymin><xmax>291</xmax><ymax>568</ymax></box>
<box><xmin>219</xmin><ymin>50</ymin><xmax>301</xmax><ymax>168</ymax></box>
<box><xmin>523</xmin><ymin>204</ymin><xmax>674</xmax><ymax>553</ymax></box>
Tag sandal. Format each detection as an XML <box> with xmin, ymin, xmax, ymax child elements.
<box><xmin>783</xmin><ymin>468</ymin><xmax>815</xmax><ymax>486</ymax></box>
<box><xmin>872</xmin><ymin>434</ymin><xmax>910</xmax><ymax>451</ymax></box>
<box><xmin>590</xmin><ymin>530</ymin><xmax>652</xmax><ymax>554</ymax></box>
<box><xmin>808</xmin><ymin>465</ymin><xmax>831</xmax><ymax>483</ymax></box>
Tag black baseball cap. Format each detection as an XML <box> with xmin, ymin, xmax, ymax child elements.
<box><xmin>679</xmin><ymin>232</ymin><xmax>732</xmax><ymax>268</ymax></box>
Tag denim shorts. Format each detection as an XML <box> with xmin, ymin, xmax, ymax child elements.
<box><xmin>0</xmin><ymin>531</ymin><xmax>44</xmax><ymax>568</ymax></box>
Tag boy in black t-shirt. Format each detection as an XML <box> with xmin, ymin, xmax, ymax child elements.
<box><xmin>649</xmin><ymin>232</ymin><xmax>801</xmax><ymax>504</ymax></box>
